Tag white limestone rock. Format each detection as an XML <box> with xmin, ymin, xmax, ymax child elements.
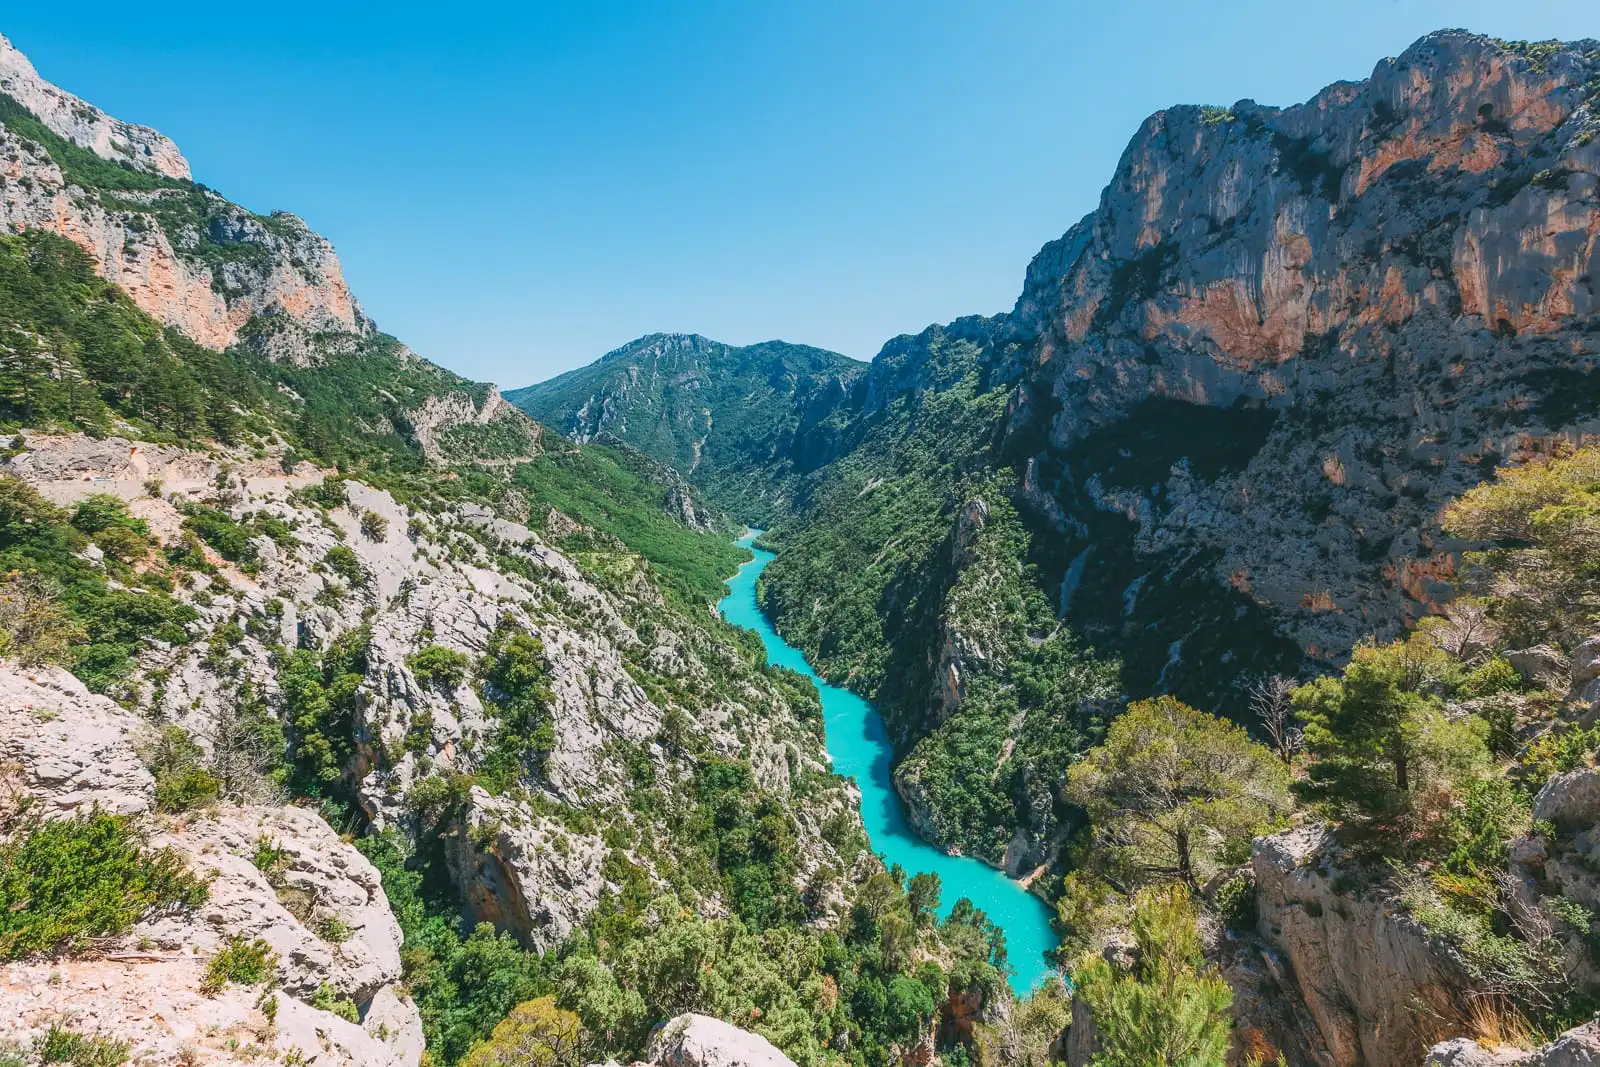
<box><xmin>646</xmin><ymin>1014</ymin><xmax>798</xmax><ymax>1067</ymax></box>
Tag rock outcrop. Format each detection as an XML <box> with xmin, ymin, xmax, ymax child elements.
<box><xmin>0</xmin><ymin>664</ymin><xmax>423</xmax><ymax>1067</ymax></box>
<box><xmin>0</xmin><ymin>36</ymin><xmax>363</xmax><ymax>349</ymax></box>
<box><xmin>0</xmin><ymin>32</ymin><xmax>189</xmax><ymax>178</ymax></box>
<box><xmin>645</xmin><ymin>1014</ymin><xmax>799</xmax><ymax>1067</ymax></box>
<box><xmin>1428</xmin><ymin>1021</ymin><xmax>1600</xmax><ymax>1067</ymax></box>
<box><xmin>1250</xmin><ymin>828</ymin><xmax>1469</xmax><ymax>1067</ymax></box>
<box><xmin>0</xmin><ymin>665</ymin><xmax>155</xmax><ymax>815</ymax></box>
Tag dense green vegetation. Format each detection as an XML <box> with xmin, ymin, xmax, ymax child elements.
<box><xmin>507</xmin><ymin>335</ymin><xmax>865</xmax><ymax>523</ymax></box>
<box><xmin>1053</xmin><ymin>446</ymin><xmax>1600</xmax><ymax>1051</ymax></box>
<box><xmin>362</xmin><ymin>816</ymin><xmax>1023</xmax><ymax>1067</ymax></box>
<box><xmin>0</xmin><ymin>810</ymin><xmax>207</xmax><ymax>958</ymax></box>
<box><xmin>475</xmin><ymin>624</ymin><xmax>557</xmax><ymax>792</ymax></box>
<box><xmin>758</xmin><ymin>327</ymin><xmax>1121</xmax><ymax>862</ymax></box>
<box><xmin>234</xmin><ymin>316</ymin><xmax>537</xmax><ymax>475</ymax></box>
<box><xmin>1065</xmin><ymin>697</ymin><xmax>1291</xmax><ymax>888</ymax></box>
<box><xmin>279</xmin><ymin>626</ymin><xmax>371</xmax><ymax>797</ymax></box>
<box><xmin>511</xmin><ymin>441</ymin><xmax>747</xmax><ymax>605</ymax></box>
<box><xmin>0</xmin><ymin>230</ymin><xmax>271</xmax><ymax>441</ymax></box>
<box><xmin>1070</xmin><ymin>886</ymin><xmax>1232</xmax><ymax>1067</ymax></box>
<box><xmin>0</xmin><ymin>475</ymin><xmax>196</xmax><ymax>694</ymax></box>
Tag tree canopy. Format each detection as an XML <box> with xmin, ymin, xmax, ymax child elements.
<box><xmin>1065</xmin><ymin>696</ymin><xmax>1291</xmax><ymax>887</ymax></box>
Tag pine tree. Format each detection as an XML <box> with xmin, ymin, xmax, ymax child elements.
<box><xmin>1072</xmin><ymin>885</ymin><xmax>1233</xmax><ymax>1067</ymax></box>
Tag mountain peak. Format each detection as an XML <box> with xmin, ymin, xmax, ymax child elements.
<box><xmin>0</xmin><ymin>32</ymin><xmax>189</xmax><ymax>179</ymax></box>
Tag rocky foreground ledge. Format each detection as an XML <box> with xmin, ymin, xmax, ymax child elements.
<box><xmin>0</xmin><ymin>665</ymin><xmax>423</xmax><ymax>1066</ymax></box>
<box><xmin>1</xmin><ymin>665</ymin><xmax>798</xmax><ymax>1067</ymax></box>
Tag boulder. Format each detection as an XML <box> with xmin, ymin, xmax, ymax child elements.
<box><xmin>0</xmin><ymin>665</ymin><xmax>154</xmax><ymax>815</ymax></box>
<box><xmin>1506</xmin><ymin>646</ymin><xmax>1570</xmax><ymax>691</ymax></box>
<box><xmin>1427</xmin><ymin>1021</ymin><xmax>1600</xmax><ymax>1067</ymax></box>
<box><xmin>1533</xmin><ymin>767</ymin><xmax>1600</xmax><ymax>828</ymax></box>
<box><xmin>139</xmin><ymin>805</ymin><xmax>406</xmax><ymax>1002</ymax></box>
<box><xmin>647</xmin><ymin>1015</ymin><xmax>797</xmax><ymax>1067</ymax></box>
<box><xmin>1568</xmin><ymin>636</ymin><xmax>1600</xmax><ymax>687</ymax></box>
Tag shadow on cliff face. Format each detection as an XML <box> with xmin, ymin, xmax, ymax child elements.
<box><xmin>1018</xmin><ymin>398</ymin><xmax>1307</xmax><ymax>718</ymax></box>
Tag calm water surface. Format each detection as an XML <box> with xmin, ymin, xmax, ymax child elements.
<box><xmin>717</xmin><ymin>533</ymin><xmax>1059</xmax><ymax>992</ymax></box>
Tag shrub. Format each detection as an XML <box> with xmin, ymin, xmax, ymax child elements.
<box><xmin>312</xmin><ymin>980</ymin><xmax>360</xmax><ymax>1022</ymax></box>
<box><xmin>317</xmin><ymin>914</ymin><xmax>355</xmax><ymax>943</ymax></box>
<box><xmin>280</xmin><ymin>627</ymin><xmax>370</xmax><ymax>795</ymax></box>
<box><xmin>1296</xmin><ymin>634</ymin><xmax>1484</xmax><ymax>817</ymax></box>
<box><xmin>1398</xmin><ymin>874</ymin><xmax>1566</xmax><ymax>1016</ymax></box>
<box><xmin>1066</xmin><ymin>696</ymin><xmax>1291</xmax><ymax>887</ymax></box>
<box><xmin>359</xmin><ymin>510</ymin><xmax>389</xmax><ymax>541</ymax></box>
<box><xmin>1520</xmin><ymin>724</ymin><xmax>1600</xmax><ymax>791</ymax></box>
<box><xmin>201</xmin><ymin>934</ymin><xmax>278</xmax><ymax>995</ymax></box>
<box><xmin>1444</xmin><ymin>446</ymin><xmax>1600</xmax><ymax>644</ymax></box>
<box><xmin>0</xmin><ymin>811</ymin><xmax>207</xmax><ymax>958</ymax></box>
<box><xmin>461</xmin><ymin>996</ymin><xmax>584</xmax><ymax>1067</ymax></box>
<box><xmin>1439</xmin><ymin>777</ymin><xmax>1530</xmax><ymax>875</ymax></box>
<box><xmin>147</xmin><ymin>725</ymin><xmax>221</xmax><ymax>813</ymax></box>
<box><xmin>323</xmin><ymin>545</ymin><xmax>367</xmax><ymax>587</ymax></box>
<box><xmin>407</xmin><ymin>645</ymin><xmax>471</xmax><ymax>691</ymax></box>
<box><xmin>1213</xmin><ymin>874</ymin><xmax>1258</xmax><ymax>933</ymax></box>
<box><xmin>34</xmin><ymin>1025</ymin><xmax>131</xmax><ymax>1067</ymax></box>
<box><xmin>295</xmin><ymin>479</ymin><xmax>348</xmax><ymax>511</ymax></box>
<box><xmin>1072</xmin><ymin>885</ymin><xmax>1233</xmax><ymax>1067</ymax></box>
<box><xmin>180</xmin><ymin>504</ymin><xmax>260</xmax><ymax>572</ymax></box>
<box><xmin>0</xmin><ymin>572</ymin><xmax>82</xmax><ymax>666</ymax></box>
<box><xmin>1462</xmin><ymin>657</ymin><xmax>1521</xmax><ymax>699</ymax></box>
<box><xmin>154</xmin><ymin>765</ymin><xmax>221</xmax><ymax>813</ymax></box>
<box><xmin>476</xmin><ymin>625</ymin><xmax>557</xmax><ymax>791</ymax></box>
<box><xmin>91</xmin><ymin>525</ymin><xmax>149</xmax><ymax>564</ymax></box>
<box><xmin>251</xmin><ymin>836</ymin><xmax>289</xmax><ymax>879</ymax></box>
<box><xmin>69</xmin><ymin>495</ymin><xmax>147</xmax><ymax>539</ymax></box>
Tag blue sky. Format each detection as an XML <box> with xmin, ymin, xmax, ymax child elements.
<box><xmin>4</xmin><ymin>2</ymin><xmax>1595</xmax><ymax>385</ymax></box>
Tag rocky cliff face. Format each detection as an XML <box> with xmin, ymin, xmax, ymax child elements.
<box><xmin>0</xmin><ymin>665</ymin><xmax>423</xmax><ymax>1067</ymax></box>
<box><xmin>0</xmin><ymin>34</ymin><xmax>364</xmax><ymax>350</ymax></box>
<box><xmin>1003</xmin><ymin>31</ymin><xmax>1600</xmax><ymax>690</ymax></box>
<box><xmin>0</xmin><ymin>33</ymin><xmax>188</xmax><ymax>178</ymax></box>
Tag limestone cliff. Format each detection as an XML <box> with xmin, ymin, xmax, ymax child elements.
<box><xmin>0</xmin><ymin>665</ymin><xmax>424</xmax><ymax>1067</ymax></box>
<box><xmin>1003</xmin><ymin>31</ymin><xmax>1600</xmax><ymax>691</ymax></box>
<box><xmin>0</xmin><ymin>34</ymin><xmax>363</xmax><ymax>349</ymax></box>
<box><xmin>0</xmin><ymin>33</ymin><xmax>188</xmax><ymax>178</ymax></box>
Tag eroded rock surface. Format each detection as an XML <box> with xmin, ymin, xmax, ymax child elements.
<box><xmin>1251</xmin><ymin>828</ymin><xmax>1468</xmax><ymax>1067</ymax></box>
<box><xmin>0</xmin><ymin>662</ymin><xmax>422</xmax><ymax>1067</ymax></box>
<box><xmin>1428</xmin><ymin>1022</ymin><xmax>1600</xmax><ymax>1067</ymax></box>
<box><xmin>646</xmin><ymin>1014</ymin><xmax>799</xmax><ymax>1067</ymax></box>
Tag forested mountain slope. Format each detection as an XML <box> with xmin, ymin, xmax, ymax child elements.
<box><xmin>507</xmin><ymin>333</ymin><xmax>865</xmax><ymax>522</ymax></box>
<box><xmin>0</xmin><ymin>33</ymin><xmax>1036</xmax><ymax>1067</ymax></box>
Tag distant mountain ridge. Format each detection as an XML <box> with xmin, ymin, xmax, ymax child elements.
<box><xmin>507</xmin><ymin>333</ymin><xmax>865</xmax><ymax>521</ymax></box>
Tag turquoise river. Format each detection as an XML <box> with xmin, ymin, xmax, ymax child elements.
<box><xmin>717</xmin><ymin>533</ymin><xmax>1059</xmax><ymax>993</ymax></box>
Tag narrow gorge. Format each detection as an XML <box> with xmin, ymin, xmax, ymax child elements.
<box><xmin>0</xmin><ymin>20</ymin><xmax>1598</xmax><ymax>1067</ymax></box>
